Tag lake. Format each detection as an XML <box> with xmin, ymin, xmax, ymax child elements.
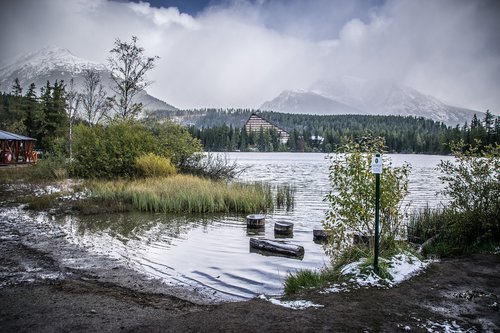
<box><xmin>5</xmin><ymin>153</ymin><xmax>453</xmax><ymax>301</ymax></box>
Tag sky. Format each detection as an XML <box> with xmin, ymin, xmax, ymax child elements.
<box><xmin>0</xmin><ymin>0</ymin><xmax>499</xmax><ymax>112</ymax></box>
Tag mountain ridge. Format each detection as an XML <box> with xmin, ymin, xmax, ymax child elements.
<box><xmin>261</xmin><ymin>78</ymin><xmax>482</xmax><ymax>126</ymax></box>
<box><xmin>0</xmin><ymin>47</ymin><xmax>177</xmax><ymax>112</ymax></box>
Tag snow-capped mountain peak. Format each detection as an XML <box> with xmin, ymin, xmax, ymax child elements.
<box><xmin>261</xmin><ymin>77</ymin><xmax>482</xmax><ymax>125</ymax></box>
<box><xmin>0</xmin><ymin>46</ymin><xmax>106</xmax><ymax>83</ymax></box>
<box><xmin>0</xmin><ymin>47</ymin><xmax>176</xmax><ymax>112</ymax></box>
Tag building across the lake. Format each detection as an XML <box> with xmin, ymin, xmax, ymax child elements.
<box><xmin>244</xmin><ymin>113</ymin><xmax>290</xmax><ymax>144</ymax></box>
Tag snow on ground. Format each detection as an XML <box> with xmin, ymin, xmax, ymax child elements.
<box><xmin>257</xmin><ymin>295</ymin><xmax>324</xmax><ymax>310</ymax></box>
<box><xmin>323</xmin><ymin>252</ymin><xmax>433</xmax><ymax>293</ymax></box>
<box><xmin>422</xmin><ymin>319</ymin><xmax>476</xmax><ymax>333</ymax></box>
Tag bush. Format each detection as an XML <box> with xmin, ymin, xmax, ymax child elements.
<box><xmin>438</xmin><ymin>142</ymin><xmax>499</xmax><ymax>248</ymax></box>
<box><xmin>148</xmin><ymin>121</ymin><xmax>203</xmax><ymax>166</ymax></box>
<box><xmin>323</xmin><ymin>137</ymin><xmax>410</xmax><ymax>259</ymax></box>
<box><xmin>72</xmin><ymin>121</ymin><xmax>203</xmax><ymax>179</ymax></box>
<box><xmin>407</xmin><ymin>142</ymin><xmax>500</xmax><ymax>256</ymax></box>
<box><xmin>179</xmin><ymin>153</ymin><xmax>247</xmax><ymax>180</ymax></box>
<box><xmin>135</xmin><ymin>153</ymin><xmax>176</xmax><ymax>178</ymax></box>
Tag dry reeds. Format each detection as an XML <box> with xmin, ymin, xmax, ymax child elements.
<box><xmin>87</xmin><ymin>175</ymin><xmax>273</xmax><ymax>214</ymax></box>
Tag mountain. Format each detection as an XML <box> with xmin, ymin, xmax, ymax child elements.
<box><xmin>260</xmin><ymin>89</ymin><xmax>362</xmax><ymax>115</ymax></box>
<box><xmin>0</xmin><ymin>47</ymin><xmax>176</xmax><ymax>112</ymax></box>
<box><xmin>261</xmin><ymin>77</ymin><xmax>481</xmax><ymax>126</ymax></box>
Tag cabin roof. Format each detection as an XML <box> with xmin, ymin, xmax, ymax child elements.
<box><xmin>0</xmin><ymin>130</ymin><xmax>36</xmax><ymax>141</ymax></box>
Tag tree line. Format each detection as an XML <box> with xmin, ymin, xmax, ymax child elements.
<box><xmin>183</xmin><ymin>109</ymin><xmax>500</xmax><ymax>154</ymax></box>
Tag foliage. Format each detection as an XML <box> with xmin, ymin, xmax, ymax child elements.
<box><xmin>406</xmin><ymin>141</ymin><xmax>500</xmax><ymax>256</ymax></box>
<box><xmin>439</xmin><ymin>140</ymin><xmax>499</xmax><ymax>215</ymax></box>
<box><xmin>108</xmin><ymin>36</ymin><xmax>158</xmax><ymax>120</ymax></box>
<box><xmin>179</xmin><ymin>153</ymin><xmax>246</xmax><ymax>180</ymax></box>
<box><xmin>147</xmin><ymin>121</ymin><xmax>203</xmax><ymax>166</ymax></box>
<box><xmin>135</xmin><ymin>153</ymin><xmax>176</xmax><ymax>178</ymax></box>
<box><xmin>72</xmin><ymin>122</ymin><xmax>155</xmax><ymax>178</ymax></box>
<box><xmin>72</xmin><ymin>120</ymin><xmax>202</xmax><ymax>179</ymax></box>
<box><xmin>182</xmin><ymin>109</ymin><xmax>500</xmax><ymax>154</ymax></box>
<box><xmin>284</xmin><ymin>269</ymin><xmax>334</xmax><ymax>295</ymax></box>
<box><xmin>87</xmin><ymin>175</ymin><xmax>273</xmax><ymax>214</ymax></box>
<box><xmin>323</xmin><ymin>137</ymin><xmax>410</xmax><ymax>258</ymax></box>
<box><xmin>0</xmin><ymin>156</ymin><xmax>67</xmax><ymax>183</ymax></box>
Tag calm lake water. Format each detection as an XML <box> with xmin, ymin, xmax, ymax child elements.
<box><xmin>7</xmin><ymin>153</ymin><xmax>453</xmax><ymax>301</ymax></box>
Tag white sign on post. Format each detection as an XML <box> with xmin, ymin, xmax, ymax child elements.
<box><xmin>371</xmin><ymin>155</ymin><xmax>383</xmax><ymax>174</ymax></box>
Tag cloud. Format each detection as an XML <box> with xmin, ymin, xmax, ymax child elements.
<box><xmin>0</xmin><ymin>0</ymin><xmax>499</xmax><ymax>112</ymax></box>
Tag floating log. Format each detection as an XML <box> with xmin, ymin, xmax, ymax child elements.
<box><xmin>274</xmin><ymin>221</ymin><xmax>294</xmax><ymax>235</ymax></box>
<box><xmin>313</xmin><ymin>229</ymin><xmax>332</xmax><ymax>242</ymax></box>
<box><xmin>247</xmin><ymin>214</ymin><xmax>266</xmax><ymax>228</ymax></box>
<box><xmin>249</xmin><ymin>238</ymin><xmax>304</xmax><ymax>258</ymax></box>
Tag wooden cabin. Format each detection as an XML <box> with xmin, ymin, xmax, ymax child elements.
<box><xmin>0</xmin><ymin>130</ymin><xmax>37</xmax><ymax>165</ymax></box>
<box><xmin>244</xmin><ymin>113</ymin><xmax>290</xmax><ymax>144</ymax></box>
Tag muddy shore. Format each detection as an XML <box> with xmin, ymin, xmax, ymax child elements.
<box><xmin>1</xmin><ymin>253</ymin><xmax>499</xmax><ymax>332</ymax></box>
<box><xmin>0</xmin><ymin>184</ymin><xmax>499</xmax><ymax>332</ymax></box>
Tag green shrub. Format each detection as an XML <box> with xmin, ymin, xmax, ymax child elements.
<box><xmin>135</xmin><ymin>153</ymin><xmax>176</xmax><ymax>177</ymax></box>
<box><xmin>72</xmin><ymin>121</ymin><xmax>203</xmax><ymax>179</ymax></box>
<box><xmin>323</xmin><ymin>136</ymin><xmax>410</xmax><ymax>259</ymax></box>
<box><xmin>430</xmin><ymin>141</ymin><xmax>500</xmax><ymax>255</ymax></box>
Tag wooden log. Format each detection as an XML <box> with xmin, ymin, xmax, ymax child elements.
<box><xmin>249</xmin><ymin>238</ymin><xmax>304</xmax><ymax>258</ymax></box>
<box><xmin>274</xmin><ymin>221</ymin><xmax>294</xmax><ymax>235</ymax></box>
<box><xmin>247</xmin><ymin>214</ymin><xmax>266</xmax><ymax>228</ymax></box>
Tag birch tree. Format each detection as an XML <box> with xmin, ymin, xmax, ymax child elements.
<box><xmin>80</xmin><ymin>69</ymin><xmax>111</xmax><ymax>126</ymax></box>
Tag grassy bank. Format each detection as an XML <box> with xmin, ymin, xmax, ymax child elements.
<box><xmin>87</xmin><ymin>174</ymin><xmax>273</xmax><ymax>214</ymax></box>
<box><xmin>408</xmin><ymin>207</ymin><xmax>500</xmax><ymax>257</ymax></box>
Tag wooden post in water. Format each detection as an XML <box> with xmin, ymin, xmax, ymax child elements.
<box><xmin>247</xmin><ymin>214</ymin><xmax>266</xmax><ymax>228</ymax></box>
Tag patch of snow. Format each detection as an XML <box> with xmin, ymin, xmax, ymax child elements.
<box><xmin>257</xmin><ymin>295</ymin><xmax>324</xmax><ymax>310</ymax></box>
<box><xmin>388</xmin><ymin>253</ymin><xmax>429</xmax><ymax>284</ymax></box>
<box><xmin>423</xmin><ymin>319</ymin><xmax>476</xmax><ymax>333</ymax></box>
<box><xmin>323</xmin><ymin>252</ymin><xmax>433</xmax><ymax>294</ymax></box>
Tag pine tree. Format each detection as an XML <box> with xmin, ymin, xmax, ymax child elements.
<box><xmin>23</xmin><ymin>83</ymin><xmax>39</xmax><ymax>138</ymax></box>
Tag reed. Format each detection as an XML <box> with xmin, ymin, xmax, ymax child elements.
<box><xmin>86</xmin><ymin>175</ymin><xmax>273</xmax><ymax>214</ymax></box>
<box><xmin>275</xmin><ymin>184</ymin><xmax>296</xmax><ymax>210</ymax></box>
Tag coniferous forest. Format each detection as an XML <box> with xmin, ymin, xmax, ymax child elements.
<box><xmin>182</xmin><ymin>109</ymin><xmax>500</xmax><ymax>154</ymax></box>
<box><xmin>2</xmin><ymin>85</ymin><xmax>500</xmax><ymax>155</ymax></box>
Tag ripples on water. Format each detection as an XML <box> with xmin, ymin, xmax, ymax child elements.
<box><xmin>2</xmin><ymin>153</ymin><xmax>453</xmax><ymax>301</ymax></box>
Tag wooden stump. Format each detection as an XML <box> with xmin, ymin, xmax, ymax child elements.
<box><xmin>274</xmin><ymin>221</ymin><xmax>294</xmax><ymax>236</ymax></box>
<box><xmin>249</xmin><ymin>238</ymin><xmax>304</xmax><ymax>258</ymax></box>
<box><xmin>246</xmin><ymin>214</ymin><xmax>266</xmax><ymax>228</ymax></box>
<box><xmin>313</xmin><ymin>229</ymin><xmax>332</xmax><ymax>242</ymax></box>
<box><xmin>353</xmin><ymin>233</ymin><xmax>372</xmax><ymax>245</ymax></box>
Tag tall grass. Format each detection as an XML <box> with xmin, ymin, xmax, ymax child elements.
<box><xmin>407</xmin><ymin>206</ymin><xmax>500</xmax><ymax>257</ymax></box>
<box><xmin>0</xmin><ymin>157</ymin><xmax>67</xmax><ymax>183</ymax></box>
<box><xmin>87</xmin><ymin>175</ymin><xmax>273</xmax><ymax>214</ymax></box>
<box><xmin>275</xmin><ymin>184</ymin><xmax>295</xmax><ymax>210</ymax></box>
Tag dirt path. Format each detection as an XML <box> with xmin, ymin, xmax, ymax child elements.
<box><xmin>1</xmin><ymin>254</ymin><xmax>498</xmax><ymax>332</ymax></box>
